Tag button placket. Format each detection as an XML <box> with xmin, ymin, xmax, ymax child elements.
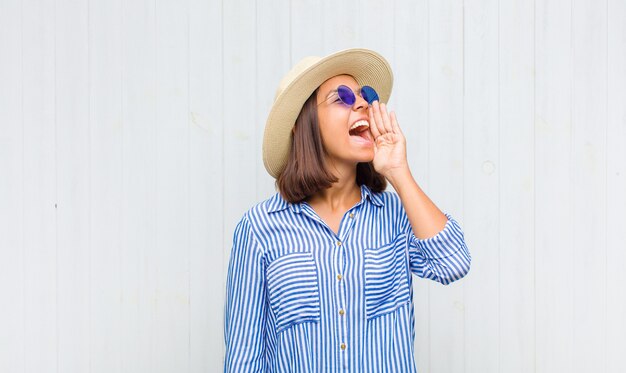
<box><xmin>334</xmin><ymin>237</ymin><xmax>348</xmax><ymax>362</ymax></box>
<box><xmin>333</xmin><ymin>208</ymin><xmax>357</xmax><ymax>367</ymax></box>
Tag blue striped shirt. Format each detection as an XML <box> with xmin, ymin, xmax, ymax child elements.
<box><xmin>224</xmin><ymin>184</ymin><xmax>471</xmax><ymax>372</ymax></box>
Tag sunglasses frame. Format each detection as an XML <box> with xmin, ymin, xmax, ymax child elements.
<box><xmin>317</xmin><ymin>84</ymin><xmax>379</xmax><ymax>107</ymax></box>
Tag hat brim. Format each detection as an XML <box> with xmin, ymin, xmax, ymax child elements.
<box><xmin>262</xmin><ymin>48</ymin><xmax>394</xmax><ymax>179</ymax></box>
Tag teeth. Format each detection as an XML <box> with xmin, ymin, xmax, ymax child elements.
<box><xmin>350</xmin><ymin>120</ymin><xmax>369</xmax><ymax>131</ymax></box>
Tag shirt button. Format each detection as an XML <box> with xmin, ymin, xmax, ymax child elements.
<box><xmin>336</xmin><ymin>241</ymin><xmax>342</xmax><ymax>246</ymax></box>
<box><xmin>349</xmin><ymin>213</ymin><xmax>354</xmax><ymax>219</ymax></box>
<box><xmin>340</xmin><ymin>343</ymin><xmax>347</xmax><ymax>351</ymax></box>
<box><xmin>339</xmin><ymin>309</ymin><xmax>345</xmax><ymax>316</ymax></box>
<box><xmin>337</xmin><ymin>274</ymin><xmax>343</xmax><ymax>281</ymax></box>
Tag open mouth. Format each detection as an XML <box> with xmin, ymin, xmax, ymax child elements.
<box><xmin>349</xmin><ymin>120</ymin><xmax>371</xmax><ymax>140</ymax></box>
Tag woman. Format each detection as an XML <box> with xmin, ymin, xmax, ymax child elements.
<box><xmin>224</xmin><ymin>48</ymin><xmax>471</xmax><ymax>372</ymax></box>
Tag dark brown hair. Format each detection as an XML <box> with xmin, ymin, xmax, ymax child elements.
<box><xmin>276</xmin><ymin>88</ymin><xmax>387</xmax><ymax>203</ymax></box>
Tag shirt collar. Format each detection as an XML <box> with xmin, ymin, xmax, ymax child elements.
<box><xmin>361</xmin><ymin>184</ymin><xmax>385</xmax><ymax>208</ymax></box>
<box><xmin>266</xmin><ymin>193</ymin><xmax>290</xmax><ymax>213</ymax></box>
<box><xmin>267</xmin><ymin>184</ymin><xmax>384</xmax><ymax>214</ymax></box>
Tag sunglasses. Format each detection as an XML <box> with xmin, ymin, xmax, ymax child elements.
<box><xmin>319</xmin><ymin>85</ymin><xmax>379</xmax><ymax>107</ymax></box>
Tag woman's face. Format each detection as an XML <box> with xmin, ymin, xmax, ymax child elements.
<box><xmin>316</xmin><ymin>74</ymin><xmax>375</xmax><ymax>169</ymax></box>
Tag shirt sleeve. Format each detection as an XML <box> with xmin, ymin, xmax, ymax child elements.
<box><xmin>404</xmin><ymin>213</ymin><xmax>472</xmax><ymax>285</ymax></box>
<box><xmin>224</xmin><ymin>215</ymin><xmax>267</xmax><ymax>372</ymax></box>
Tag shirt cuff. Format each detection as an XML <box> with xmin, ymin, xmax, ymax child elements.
<box><xmin>411</xmin><ymin>214</ymin><xmax>466</xmax><ymax>260</ymax></box>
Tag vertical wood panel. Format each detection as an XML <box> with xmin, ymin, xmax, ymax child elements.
<box><xmin>571</xmin><ymin>0</ymin><xmax>607</xmax><ymax>371</ymax></box>
<box><xmin>321</xmin><ymin>0</ymin><xmax>357</xmax><ymax>54</ymax></box>
<box><xmin>290</xmin><ymin>0</ymin><xmax>324</xmax><ymax>63</ymax></box>
<box><xmin>189</xmin><ymin>0</ymin><xmax>224</xmax><ymax>370</ymax></box>
<box><xmin>89</xmin><ymin>0</ymin><xmax>123</xmax><ymax>371</ymax></box>
<box><xmin>120</xmin><ymin>0</ymin><xmax>157</xmax><ymax>371</ymax></box>
<box><xmin>154</xmin><ymin>0</ymin><xmax>190</xmax><ymax>371</ymax></box>
<box><xmin>56</xmin><ymin>0</ymin><xmax>90</xmax><ymax>371</ymax></box>
<box><xmin>393</xmin><ymin>0</ymin><xmax>430</xmax><ymax>186</ymax></box>
<box><xmin>606</xmin><ymin>0</ymin><xmax>626</xmax><ymax>371</ymax></box>
<box><xmin>427</xmin><ymin>1</ymin><xmax>466</xmax><ymax>372</ymax></box>
<box><xmin>463</xmin><ymin>0</ymin><xmax>500</xmax><ymax>372</ymax></box>
<box><xmin>499</xmin><ymin>0</ymin><xmax>536</xmax><ymax>371</ymax></box>
<box><xmin>22</xmin><ymin>1</ymin><xmax>58</xmax><ymax>371</ymax></box>
<box><xmin>0</xmin><ymin>0</ymin><xmax>24</xmax><ymax>371</ymax></box>
<box><xmin>535</xmin><ymin>0</ymin><xmax>574</xmax><ymax>372</ymax></box>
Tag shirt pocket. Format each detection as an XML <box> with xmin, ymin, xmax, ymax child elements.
<box><xmin>266</xmin><ymin>251</ymin><xmax>321</xmax><ymax>333</ymax></box>
<box><xmin>363</xmin><ymin>234</ymin><xmax>411</xmax><ymax>320</ymax></box>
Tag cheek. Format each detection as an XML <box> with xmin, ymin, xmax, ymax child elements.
<box><xmin>317</xmin><ymin>108</ymin><xmax>353</xmax><ymax>154</ymax></box>
<box><xmin>319</xmin><ymin>122</ymin><xmax>347</xmax><ymax>151</ymax></box>
<box><xmin>318</xmin><ymin>111</ymin><xmax>348</xmax><ymax>138</ymax></box>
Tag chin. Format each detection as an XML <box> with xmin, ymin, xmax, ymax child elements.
<box><xmin>354</xmin><ymin>151</ymin><xmax>375</xmax><ymax>163</ymax></box>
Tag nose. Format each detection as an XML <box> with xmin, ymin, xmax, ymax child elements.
<box><xmin>352</xmin><ymin>93</ymin><xmax>369</xmax><ymax>111</ymax></box>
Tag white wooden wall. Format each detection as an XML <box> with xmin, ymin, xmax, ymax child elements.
<box><xmin>1</xmin><ymin>0</ymin><xmax>625</xmax><ymax>372</ymax></box>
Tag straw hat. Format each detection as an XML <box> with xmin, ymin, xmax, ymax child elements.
<box><xmin>262</xmin><ymin>48</ymin><xmax>394</xmax><ymax>178</ymax></box>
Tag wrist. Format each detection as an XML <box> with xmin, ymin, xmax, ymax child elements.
<box><xmin>385</xmin><ymin>166</ymin><xmax>413</xmax><ymax>187</ymax></box>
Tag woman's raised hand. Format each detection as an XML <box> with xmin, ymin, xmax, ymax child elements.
<box><xmin>369</xmin><ymin>101</ymin><xmax>409</xmax><ymax>180</ymax></box>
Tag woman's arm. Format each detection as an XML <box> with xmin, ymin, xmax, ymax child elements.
<box><xmin>387</xmin><ymin>167</ymin><xmax>448</xmax><ymax>239</ymax></box>
<box><xmin>369</xmin><ymin>101</ymin><xmax>447</xmax><ymax>239</ymax></box>
<box><xmin>369</xmin><ymin>101</ymin><xmax>471</xmax><ymax>284</ymax></box>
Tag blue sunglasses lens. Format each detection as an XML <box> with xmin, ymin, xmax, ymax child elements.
<box><xmin>361</xmin><ymin>85</ymin><xmax>379</xmax><ymax>104</ymax></box>
<box><xmin>337</xmin><ymin>85</ymin><xmax>356</xmax><ymax>105</ymax></box>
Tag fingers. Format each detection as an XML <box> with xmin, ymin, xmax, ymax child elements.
<box><xmin>379</xmin><ymin>103</ymin><xmax>394</xmax><ymax>133</ymax></box>
<box><xmin>370</xmin><ymin>101</ymin><xmax>396</xmax><ymax>137</ymax></box>
<box><xmin>369</xmin><ymin>105</ymin><xmax>381</xmax><ymax>139</ymax></box>
<box><xmin>372</xmin><ymin>101</ymin><xmax>386</xmax><ymax>136</ymax></box>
